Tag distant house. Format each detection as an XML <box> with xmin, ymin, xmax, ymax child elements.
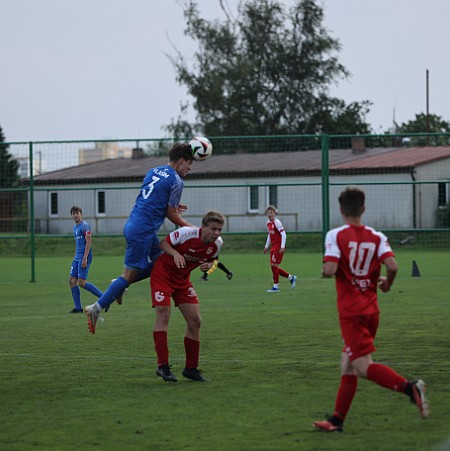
<box><xmin>29</xmin><ymin>146</ymin><xmax>450</xmax><ymax>234</ymax></box>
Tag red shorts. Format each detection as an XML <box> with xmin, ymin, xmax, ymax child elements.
<box><xmin>151</xmin><ymin>273</ymin><xmax>199</xmax><ymax>307</ymax></box>
<box><xmin>270</xmin><ymin>249</ymin><xmax>284</xmax><ymax>265</ymax></box>
<box><xmin>339</xmin><ymin>313</ymin><xmax>379</xmax><ymax>361</ymax></box>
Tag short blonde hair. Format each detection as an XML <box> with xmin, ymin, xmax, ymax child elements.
<box><xmin>265</xmin><ymin>205</ymin><xmax>277</xmax><ymax>214</ymax></box>
<box><xmin>202</xmin><ymin>210</ymin><xmax>225</xmax><ymax>226</ymax></box>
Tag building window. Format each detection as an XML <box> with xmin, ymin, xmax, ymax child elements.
<box><xmin>267</xmin><ymin>185</ymin><xmax>278</xmax><ymax>207</ymax></box>
<box><xmin>50</xmin><ymin>192</ymin><xmax>58</xmax><ymax>216</ymax></box>
<box><xmin>97</xmin><ymin>191</ymin><xmax>106</xmax><ymax>215</ymax></box>
<box><xmin>438</xmin><ymin>182</ymin><xmax>447</xmax><ymax>207</ymax></box>
<box><xmin>248</xmin><ymin>186</ymin><xmax>259</xmax><ymax>213</ymax></box>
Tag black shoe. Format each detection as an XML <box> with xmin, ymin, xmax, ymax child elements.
<box><xmin>68</xmin><ymin>308</ymin><xmax>83</xmax><ymax>314</ymax></box>
<box><xmin>156</xmin><ymin>364</ymin><xmax>178</xmax><ymax>382</ymax></box>
<box><xmin>227</xmin><ymin>272</ymin><xmax>233</xmax><ymax>280</ymax></box>
<box><xmin>182</xmin><ymin>367</ymin><xmax>207</xmax><ymax>382</ymax></box>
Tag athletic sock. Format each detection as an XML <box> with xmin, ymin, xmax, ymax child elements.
<box><xmin>97</xmin><ymin>277</ymin><xmax>129</xmax><ymax>310</ymax></box>
<box><xmin>83</xmin><ymin>282</ymin><xmax>103</xmax><ymax>298</ymax></box>
<box><xmin>71</xmin><ymin>286</ymin><xmax>81</xmax><ymax>310</ymax></box>
<box><xmin>366</xmin><ymin>363</ymin><xmax>407</xmax><ymax>392</ymax></box>
<box><xmin>271</xmin><ymin>266</ymin><xmax>280</xmax><ymax>284</ymax></box>
<box><xmin>334</xmin><ymin>375</ymin><xmax>358</xmax><ymax>420</ymax></box>
<box><xmin>153</xmin><ymin>331</ymin><xmax>169</xmax><ymax>366</ymax></box>
<box><xmin>184</xmin><ymin>336</ymin><xmax>200</xmax><ymax>369</ymax></box>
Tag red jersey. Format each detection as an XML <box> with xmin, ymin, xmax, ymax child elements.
<box><xmin>324</xmin><ymin>224</ymin><xmax>394</xmax><ymax>319</ymax></box>
<box><xmin>265</xmin><ymin>218</ymin><xmax>286</xmax><ymax>251</ymax></box>
<box><xmin>152</xmin><ymin>226</ymin><xmax>223</xmax><ymax>284</ymax></box>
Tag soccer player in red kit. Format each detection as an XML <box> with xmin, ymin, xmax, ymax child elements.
<box><xmin>313</xmin><ymin>187</ymin><xmax>429</xmax><ymax>433</ymax></box>
<box><xmin>151</xmin><ymin>211</ymin><xmax>224</xmax><ymax>382</ymax></box>
<box><xmin>263</xmin><ymin>205</ymin><xmax>297</xmax><ymax>292</ymax></box>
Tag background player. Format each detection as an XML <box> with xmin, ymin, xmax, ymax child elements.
<box><xmin>151</xmin><ymin>211</ymin><xmax>225</xmax><ymax>383</ymax></box>
<box><xmin>84</xmin><ymin>143</ymin><xmax>194</xmax><ymax>333</ymax></box>
<box><xmin>313</xmin><ymin>187</ymin><xmax>429</xmax><ymax>432</ymax></box>
<box><xmin>68</xmin><ymin>205</ymin><xmax>103</xmax><ymax>313</ymax></box>
<box><xmin>200</xmin><ymin>257</ymin><xmax>233</xmax><ymax>281</ymax></box>
<box><xmin>263</xmin><ymin>205</ymin><xmax>297</xmax><ymax>292</ymax></box>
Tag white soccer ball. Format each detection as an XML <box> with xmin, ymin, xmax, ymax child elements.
<box><xmin>190</xmin><ymin>136</ymin><xmax>213</xmax><ymax>161</ymax></box>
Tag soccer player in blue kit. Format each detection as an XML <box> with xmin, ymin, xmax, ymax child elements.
<box><xmin>84</xmin><ymin>142</ymin><xmax>194</xmax><ymax>333</ymax></box>
<box><xmin>69</xmin><ymin>205</ymin><xmax>103</xmax><ymax>313</ymax></box>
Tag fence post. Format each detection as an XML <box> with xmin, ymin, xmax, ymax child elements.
<box><xmin>29</xmin><ymin>142</ymin><xmax>36</xmax><ymax>283</ymax></box>
<box><xmin>321</xmin><ymin>134</ymin><xmax>330</xmax><ymax>250</ymax></box>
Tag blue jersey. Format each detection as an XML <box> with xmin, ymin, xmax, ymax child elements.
<box><xmin>73</xmin><ymin>220</ymin><xmax>92</xmax><ymax>259</ymax></box>
<box><xmin>127</xmin><ymin>164</ymin><xmax>184</xmax><ymax>233</ymax></box>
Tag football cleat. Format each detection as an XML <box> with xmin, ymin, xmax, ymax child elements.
<box><xmin>156</xmin><ymin>364</ymin><xmax>178</xmax><ymax>382</ymax></box>
<box><xmin>68</xmin><ymin>308</ymin><xmax>83</xmax><ymax>314</ymax></box>
<box><xmin>289</xmin><ymin>275</ymin><xmax>297</xmax><ymax>289</ymax></box>
<box><xmin>227</xmin><ymin>272</ymin><xmax>233</xmax><ymax>280</ymax></box>
<box><xmin>182</xmin><ymin>367</ymin><xmax>207</xmax><ymax>382</ymax></box>
<box><xmin>410</xmin><ymin>379</ymin><xmax>430</xmax><ymax>418</ymax></box>
<box><xmin>312</xmin><ymin>420</ymin><xmax>343</xmax><ymax>432</ymax></box>
<box><xmin>266</xmin><ymin>286</ymin><xmax>280</xmax><ymax>293</ymax></box>
<box><xmin>84</xmin><ymin>304</ymin><xmax>99</xmax><ymax>334</ymax></box>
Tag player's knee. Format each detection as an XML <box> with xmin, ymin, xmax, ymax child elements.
<box><xmin>190</xmin><ymin>315</ymin><xmax>202</xmax><ymax>330</ymax></box>
<box><xmin>77</xmin><ymin>279</ymin><xmax>86</xmax><ymax>288</ymax></box>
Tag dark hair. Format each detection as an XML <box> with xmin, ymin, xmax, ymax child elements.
<box><xmin>202</xmin><ymin>210</ymin><xmax>225</xmax><ymax>227</ymax></box>
<box><xmin>338</xmin><ymin>187</ymin><xmax>365</xmax><ymax>217</ymax></box>
<box><xmin>70</xmin><ymin>205</ymin><xmax>82</xmax><ymax>215</ymax></box>
<box><xmin>169</xmin><ymin>142</ymin><xmax>194</xmax><ymax>163</ymax></box>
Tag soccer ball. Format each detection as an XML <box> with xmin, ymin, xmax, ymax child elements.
<box><xmin>190</xmin><ymin>137</ymin><xmax>213</xmax><ymax>161</ymax></box>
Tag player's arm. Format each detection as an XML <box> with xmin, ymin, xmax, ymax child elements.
<box><xmin>159</xmin><ymin>238</ymin><xmax>186</xmax><ymax>269</ymax></box>
<box><xmin>322</xmin><ymin>261</ymin><xmax>338</xmax><ymax>278</ymax></box>
<box><xmin>166</xmin><ymin>206</ymin><xmax>194</xmax><ymax>228</ymax></box>
<box><xmin>279</xmin><ymin>230</ymin><xmax>287</xmax><ymax>254</ymax></box>
<box><xmin>378</xmin><ymin>256</ymin><xmax>398</xmax><ymax>292</ymax></box>
<box><xmin>82</xmin><ymin>232</ymin><xmax>92</xmax><ymax>268</ymax></box>
<box><xmin>263</xmin><ymin>234</ymin><xmax>271</xmax><ymax>253</ymax></box>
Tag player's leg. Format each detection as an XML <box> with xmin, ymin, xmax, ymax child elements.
<box><xmin>217</xmin><ymin>262</ymin><xmax>233</xmax><ymax>279</ymax></box>
<box><xmin>313</xmin><ymin>352</ymin><xmax>357</xmax><ymax>432</ymax></box>
<box><xmin>77</xmin><ymin>259</ymin><xmax>103</xmax><ymax>298</ymax></box>
<box><xmin>153</xmin><ymin>306</ymin><xmax>177</xmax><ymax>382</ymax></box>
<box><xmin>69</xmin><ymin>260</ymin><xmax>82</xmax><ymax>313</ymax></box>
<box><xmin>178</xmin><ymin>296</ymin><xmax>206</xmax><ymax>381</ymax></box>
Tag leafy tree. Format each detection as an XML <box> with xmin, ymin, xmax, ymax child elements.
<box><xmin>0</xmin><ymin>125</ymin><xmax>19</xmax><ymax>188</ymax></box>
<box><xmin>397</xmin><ymin>113</ymin><xmax>450</xmax><ymax>146</ymax></box>
<box><xmin>165</xmin><ymin>0</ymin><xmax>371</xmax><ymax>147</ymax></box>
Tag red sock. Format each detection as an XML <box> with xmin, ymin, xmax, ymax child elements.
<box><xmin>184</xmin><ymin>336</ymin><xmax>200</xmax><ymax>369</ymax></box>
<box><xmin>333</xmin><ymin>375</ymin><xmax>358</xmax><ymax>420</ymax></box>
<box><xmin>278</xmin><ymin>267</ymin><xmax>289</xmax><ymax>278</ymax></box>
<box><xmin>366</xmin><ymin>363</ymin><xmax>407</xmax><ymax>392</ymax></box>
<box><xmin>271</xmin><ymin>266</ymin><xmax>280</xmax><ymax>284</ymax></box>
<box><xmin>153</xmin><ymin>330</ymin><xmax>169</xmax><ymax>366</ymax></box>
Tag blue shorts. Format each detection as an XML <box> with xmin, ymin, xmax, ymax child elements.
<box><xmin>123</xmin><ymin>222</ymin><xmax>162</xmax><ymax>271</ymax></box>
<box><xmin>70</xmin><ymin>257</ymin><xmax>92</xmax><ymax>280</ymax></box>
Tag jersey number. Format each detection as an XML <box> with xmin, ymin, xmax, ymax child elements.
<box><xmin>348</xmin><ymin>241</ymin><xmax>376</xmax><ymax>276</ymax></box>
<box><xmin>142</xmin><ymin>176</ymin><xmax>160</xmax><ymax>199</ymax></box>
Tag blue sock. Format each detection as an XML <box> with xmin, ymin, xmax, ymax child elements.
<box><xmin>83</xmin><ymin>282</ymin><xmax>103</xmax><ymax>298</ymax></box>
<box><xmin>98</xmin><ymin>277</ymin><xmax>129</xmax><ymax>310</ymax></box>
<box><xmin>71</xmin><ymin>286</ymin><xmax>82</xmax><ymax>310</ymax></box>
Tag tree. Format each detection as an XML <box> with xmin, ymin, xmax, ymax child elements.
<box><xmin>0</xmin><ymin>125</ymin><xmax>19</xmax><ymax>188</ymax></box>
<box><xmin>165</xmin><ymin>0</ymin><xmax>371</xmax><ymax>145</ymax></box>
<box><xmin>398</xmin><ymin>113</ymin><xmax>450</xmax><ymax>146</ymax></box>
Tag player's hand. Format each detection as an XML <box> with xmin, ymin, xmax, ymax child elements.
<box><xmin>263</xmin><ymin>248</ymin><xmax>268</xmax><ymax>254</ymax></box>
<box><xmin>279</xmin><ymin>247</ymin><xmax>285</xmax><ymax>254</ymax></box>
<box><xmin>378</xmin><ymin>276</ymin><xmax>391</xmax><ymax>292</ymax></box>
<box><xmin>174</xmin><ymin>254</ymin><xmax>186</xmax><ymax>269</ymax></box>
<box><xmin>81</xmin><ymin>259</ymin><xmax>87</xmax><ymax>268</ymax></box>
<box><xmin>177</xmin><ymin>204</ymin><xmax>188</xmax><ymax>215</ymax></box>
<box><xmin>199</xmin><ymin>261</ymin><xmax>212</xmax><ymax>272</ymax></box>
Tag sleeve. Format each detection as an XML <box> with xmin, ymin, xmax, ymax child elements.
<box><xmin>167</xmin><ymin>174</ymin><xmax>184</xmax><ymax>208</ymax></box>
<box><xmin>265</xmin><ymin>234</ymin><xmax>271</xmax><ymax>248</ymax></box>
<box><xmin>212</xmin><ymin>237</ymin><xmax>223</xmax><ymax>259</ymax></box>
<box><xmin>377</xmin><ymin>231</ymin><xmax>395</xmax><ymax>261</ymax></box>
<box><xmin>323</xmin><ymin>229</ymin><xmax>340</xmax><ymax>263</ymax></box>
<box><xmin>280</xmin><ymin>230</ymin><xmax>287</xmax><ymax>248</ymax></box>
<box><xmin>83</xmin><ymin>222</ymin><xmax>92</xmax><ymax>237</ymax></box>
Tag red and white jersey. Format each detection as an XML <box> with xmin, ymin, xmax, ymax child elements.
<box><xmin>265</xmin><ymin>218</ymin><xmax>287</xmax><ymax>250</ymax></box>
<box><xmin>152</xmin><ymin>226</ymin><xmax>223</xmax><ymax>283</ymax></box>
<box><xmin>324</xmin><ymin>224</ymin><xmax>395</xmax><ymax>318</ymax></box>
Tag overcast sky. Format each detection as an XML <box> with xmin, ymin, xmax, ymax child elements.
<box><xmin>1</xmin><ymin>0</ymin><xmax>449</xmax><ymax>143</ymax></box>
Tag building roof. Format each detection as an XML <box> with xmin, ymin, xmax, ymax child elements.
<box><xmin>30</xmin><ymin>146</ymin><xmax>450</xmax><ymax>185</ymax></box>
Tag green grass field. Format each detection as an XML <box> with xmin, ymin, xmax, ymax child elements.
<box><xmin>1</xmin><ymin>251</ymin><xmax>450</xmax><ymax>450</ymax></box>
